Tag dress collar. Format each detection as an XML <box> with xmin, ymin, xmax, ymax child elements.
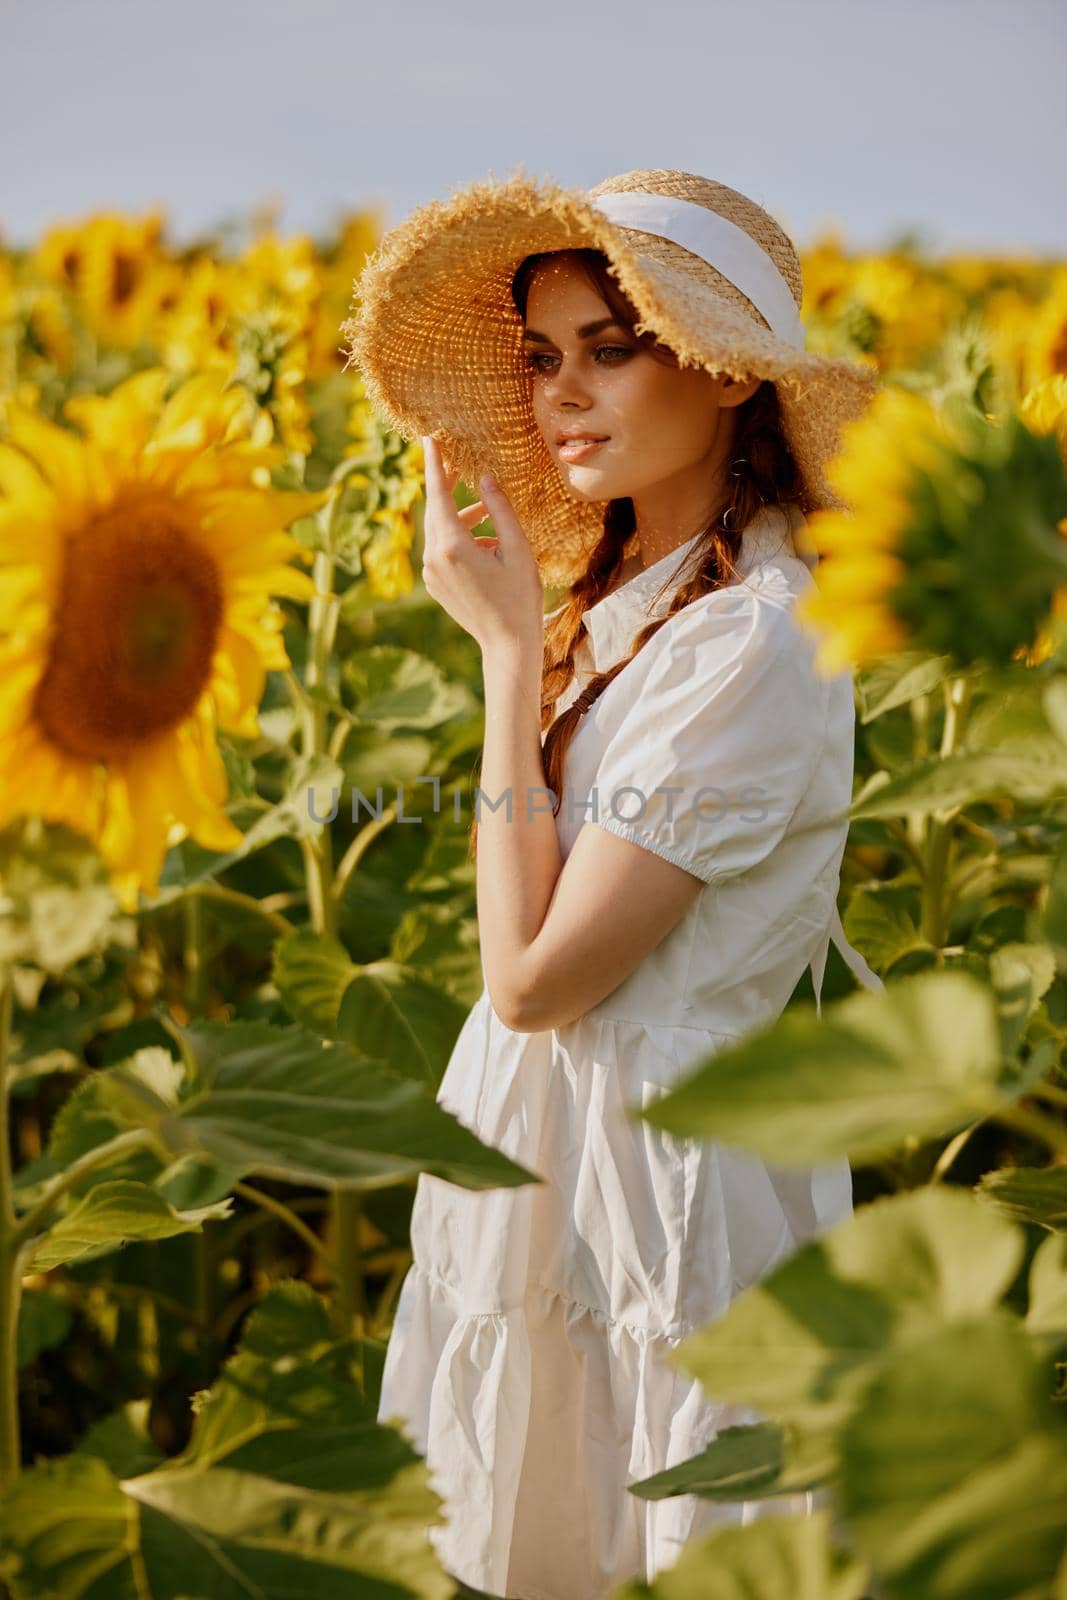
<box><xmin>580</xmin><ymin>503</ymin><xmax>806</xmax><ymax>673</ymax></box>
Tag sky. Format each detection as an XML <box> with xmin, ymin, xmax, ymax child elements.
<box><xmin>3</xmin><ymin>0</ymin><xmax>1065</xmax><ymax>258</ymax></box>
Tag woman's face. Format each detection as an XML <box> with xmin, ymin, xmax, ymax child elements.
<box><xmin>521</xmin><ymin>254</ymin><xmax>757</xmax><ymax>506</ymax></box>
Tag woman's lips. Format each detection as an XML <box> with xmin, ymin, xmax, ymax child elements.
<box><xmin>558</xmin><ymin>437</ymin><xmax>609</xmax><ymax>462</ymax></box>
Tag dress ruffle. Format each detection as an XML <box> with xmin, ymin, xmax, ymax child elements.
<box><xmin>380</xmin><ymin>1261</ymin><xmax>824</xmax><ymax>1600</ymax></box>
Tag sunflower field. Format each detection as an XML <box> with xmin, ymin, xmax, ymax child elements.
<box><xmin>0</xmin><ymin>202</ymin><xmax>1066</xmax><ymax>1599</ymax></box>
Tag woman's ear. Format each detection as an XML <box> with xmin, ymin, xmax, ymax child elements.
<box><xmin>719</xmin><ymin>375</ymin><xmax>763</xmax><ymax>408</ymax></box>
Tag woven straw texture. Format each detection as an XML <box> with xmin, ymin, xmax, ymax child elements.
<box><xmin>341</xmin><ymin>166</ymin><xmax>881</xmax><ymax>589</ymax></box>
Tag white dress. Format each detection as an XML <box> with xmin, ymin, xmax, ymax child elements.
<box><xmin>377</xmin><ymin>503</ymin><xmax>883</xmax><ymax>1600</ymax></box>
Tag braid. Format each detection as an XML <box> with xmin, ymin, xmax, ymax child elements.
<box><xmin>467</xmin><ymin>378</ymin><xmax>804</xmax><ymax>861</ymax></box>
<box><xmin>539</xmin><ymin>497</ymin><xmax>632</xmax><ymax>724</ymax></box>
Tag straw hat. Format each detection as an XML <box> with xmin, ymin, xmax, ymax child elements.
<box><xmin>340</xmin><ymin>165</ymin><xmax>880</xmax><ymax>589</ymax></box>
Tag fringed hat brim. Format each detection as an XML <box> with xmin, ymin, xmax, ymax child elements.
<box><xmin>342</xmin><ymin>168</ymin><xmax>880</xmax><ymax>589</ymax></box>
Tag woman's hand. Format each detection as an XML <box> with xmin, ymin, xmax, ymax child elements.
<box><xmin>419</xmin><ymin>435</ymin><xmax>545</xmax><ymax>656</ymax></box>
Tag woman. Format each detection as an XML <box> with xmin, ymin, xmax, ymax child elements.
<box><xmin>343</xmin><ymin>167</ymin><xmax>883</xmax><ymax>1599</ymax></box>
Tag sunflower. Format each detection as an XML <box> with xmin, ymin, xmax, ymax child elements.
<box><xmin>1020</xmin><ymin>373</ymin><xmax>1067</xmax><ymax>461</ymax></box>
<box><xmin>793</xmin><ymin>386</ymin><xmax>945</xmax><ymax>673</ymax></box>
<box><xmin>157</xmin><ymin>254</ymin><xmax>250</xmax><ymax>375</ymax></box>
<box><xmin>796</xmin><ymin>383</ymin><xmax>1067</xmax><ymax>675</ymax></box>
<box><xmin>306</xmin><ymin>209</ymin><xmax>384</xmax><ymax>381</ymax></box>
<box><xmin>1017</xmin><ymin>377</ymin><xmax>1067</xmax><ymax>667</ymax></box>
<box><xmin>1026</xmin><ymin>268</ymin><xmax>1067</xmax><ymax>389</ymax></box>
<box><xmin>848</xmin><ymin>255</ymin><xmax>962</xmax><ymax>375</ymax></box>
<box><xmin>34</xmin><ymin>209</ymin><xmax>170</xmax><ymax>350</ymax></box>
<box><xmin>360</xmin><ymin>435</ymin><xmax>425</xmax><ymax>601</ymax></box>
<box><xmin>982</xmin><ymin>267</ymin><xmax>1067</xmax><ymax>403</ymax></box>
<box><xmin>0</xmin><ymin>368</ymin><xmax>326</xmax><ymax>912</ymax></box>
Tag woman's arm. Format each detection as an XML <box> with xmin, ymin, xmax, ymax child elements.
<box><xmin>477</xmin><ymin>634</ymin><xmax>703</xmax><ymax>1032</ymax></box>
<box><xmin>475</xmin><ymin>635</ymin><xmax>564</xmax><ymax>1023</ymax></box>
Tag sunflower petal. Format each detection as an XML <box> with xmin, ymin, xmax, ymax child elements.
<box><xmin>212</xmin><ymin>625</ymin><xmax>267</xmax><ymax>726</ymax></box>
<box><xmin>107</xmin><ymin>742</ymin><xmax>179</xmax><ymax>896</ymax></box>
<box><xmin>4</xmin><ymin>407</ymin><xmax>91</xmax><ymax>498</ymax></box>
<box><xmin>0</xmin><ymin>442</ymin><xmax>55</xmax><ymax>514</ymax></box>
<box><xmin>64</xmin><ymin>369</ymin><xmax>172</xmax><ymax>456</ymax></box>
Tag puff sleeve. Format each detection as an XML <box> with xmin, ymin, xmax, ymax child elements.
<box><xmin>587</xmin><ymin>590</ymin><xmax>828</xmax><ymax>885</ymax></box>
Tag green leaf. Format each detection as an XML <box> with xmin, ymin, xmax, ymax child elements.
<box><xmin>976</xmin><ymin>1165</ymin><xmax>1067</xmax><ymax>1231</ymax></box>
<box><xmin>0</xmin><ymin>1284</ymin><xmax>456</xmax><ymax>1600</ymax></box>
<box><xmin>838</xmin><ymin>1314</ymin><xmax>1067</xmax><ymax>1600</ymax></box>
<box><xmin>403</xmin><ymin>803</ymin><xmax>477</xmax><ymax>894</ymax></box>
<box><xmin>0</xmin><ymin>820</ymin><xmax>136</xmax><ymax>976</ymax></box>
<box><xmin>628</xmin><ymin>1422</ymin><xmax>787</xmax><ymax>1502</ymax></box>
<box><xmin>101</xmin><ymin>1018</ymin><xmax>537</xmax><ymax>1193</ymax></box>
<box><xmin>640</xmin><ymin>970</ymin><xmax>1005</xmax><ymax>1165</ymax></box>
<box><xmin>272</xmin><ymin>930</ymin><xmax>468</xmax><ymax>1086</ymax></box>
<box><xmin>17</xmin><ymin>1288</ymin><xmax>72</xmax><ymax>1368</ymax></box>
<box><xmin>336</xmin><ymin>960</ymin><xmax>468</xmax><ymax>1089</ymax></box>
<box><xmin>74</xmin><ymin>1402</ymin><xmax>167</xmax><ymax>1478</ymax></box>
<box><xmin>673</xmin><ymin>1187</ymin><xmax>1025</xmax><ymax>1447</ymax></box>
<box><xmin>850</xmin><ymin>740</ymin><xmax>1067</xmax><ymax>820</ymax></box>
<box><xmin>273</xmin><ymin>927</ymin><xmax>358</xmax><ymax>1036</ymax></box>
<box><xmin>1025</xmin><ymin>1230</ymin><xmax>1067</xmax><ymax>1336</ymax></box>
<box><xmin>216</xmin><ymin>736</ymin><xmax>259</xmax><ymax>801</ymax></box>
<box><xmin>610</xmin><ymin>1507</ymin><xmax>870</xmax><ymax>1600</ymax></box>
<box><xmin>341</xmin><ymin>728</ymin><xmax>435</xmax><ymax>796</ymax></box>
<box><xmin>28</xmin><ymin>1057</ymin><xmax>250</xmax><ymax>1214</ymax></box>
<box><xmin>855</xmin><ymin>650</ymin><xmax>954</xmax><ymax>722</ymax></box>
<box><xmin>840</xmin><ymin>884</ymin><xmax>930</xmax><ymax>975</ymax></box>
<box><xmin>964</xmin><ymin>672</ymin><xmax>1060</xmax><ymax>752</ymax></box>
<box><xmin>390</xmin><ymin>903</ymin><xmax>484</xmax><ymax>1009</ymax></box>
<box><xmin>28</xmin><ymin>1180</ymin><xmax>233</xmax><ymax>1271</ymax></box>
<box><xmin>14</xmin><ymin>1085</ymin><xmax>151</xmax><ymax>1215</ymax></box>
<box><xmin>342</xmin><ymin>645</ymin><xmax>470</xmax><ymax>730</ymax></box>
<box><xmin>1043</xmin><ymin>677</ymin><xmax>1067</xmax><ymax>745</ymax></box>
<box><xmin>989</xmin><ymin>942</ymin><xmax>1058</xmax><ymax>1056</ymax></box>
<box><xmin>1044</xmin><ymin>832</ymin><xmax>1067</xmax><ymax>968</ymax></box>
<box><xmin>237</xmin><ymin>1279</ymin><xmax>333</xmax><ymax>1358</ymax></box>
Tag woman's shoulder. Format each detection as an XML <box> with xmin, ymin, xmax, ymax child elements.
<box><xmin>658</xmin><ymin>558</ymin><xmax>816</xmax><ymax>671</ymax></box>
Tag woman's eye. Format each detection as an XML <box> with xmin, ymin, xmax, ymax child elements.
<box><xmin>525</xmin><ymin>345</ymin><xmax>632</xmax><ymax>373</ymax></box>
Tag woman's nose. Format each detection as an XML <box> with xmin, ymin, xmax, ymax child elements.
<box><xmin>544</xmin><ymin>358</ymin><xmax>592</xmax><ymax>404</ymax></box>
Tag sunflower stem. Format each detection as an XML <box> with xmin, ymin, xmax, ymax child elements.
<box><xmin>183</xmin><ymin>889</ymin><xmax>217</xmax><ymax>1337</ymax></box>
<box><xmin>300</xmin><ymin>837</ymin><xmax>337</xmax><ymax>942</ymax></box>
<box><xmin>231</xmin><ymin>1181</ymin><xmax>333</xmax><ymax>1267</ymax></box>
<box><xmin>332</xmin><ymin>801</ymin><xmax>397</xmax><ymax>909</ymax></box>
<box><xmin>187</xmin><ymin>881</ymin><xmax>294</xmax><ymax>937</ymax></box>
<box><xmin>927</xmin><ymin>1119</ymin><xmax>986</xmax><ymax>1184</ymax></box>
<box><xmin>11</xmin><ymin>1128</ymin><xmax>161</xmax><ymax>1251</ymax></box>
<box><xmin>880</xmin><ymin>816</ymin><xmax>926</xmax><ymax>875</ymax></box>
<box><xmin>0</xmin><ymin>974</ymin><xmax>23</xmax><ymax>1491</ymax></box>
<box><xmin>332</xmin><ymin>1183</ymin><xmax>368</xmax><ymax>1343</ymax></box>
<box><xmin>297</xmin><ymin>546</ymin><xmax>365</xmax><ymax>1336</ymax></box>
<box><xmin>919</xmin><ymin>674</ymin><xmax>972</xmax><ymax>949</ymax></box>
<box><xmin>183</xmin><ymin>887</ymin><xmax>209</xmax><ymax>1016</ymax></box>
<box><xmin>328</xmin><ymin>714</ymin><xmax>354</xmax><ymax>765</ymax></box>
<box><xmin>906</xmin><ymin>692</ymin><xmax>931</xmax><ymax>860</ymax></box>
<box><xmin>300</xmin><ymin>549</ymin><xmax>340</xmax><ymax>942</ymax></box>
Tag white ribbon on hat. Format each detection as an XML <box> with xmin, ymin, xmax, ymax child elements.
<box><xmin>588</xmin><ymin>189</ymin><xmax>806</xmax><ymax>351</ymax></box>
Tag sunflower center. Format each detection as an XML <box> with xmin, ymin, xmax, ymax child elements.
<box><xmin>34</xmin><ymin>495</ymin><xmax>225</xmax><ymax>762</ymax></box>
<box><xmin>1049</xmin><ymin>327</ymin><xmax>1067</xmax><ymax>377</ymax></box>
<box><xmin>111</xmin><ymin>252</ymin><xmax>139</xmax><ymax>308</ymax></box>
